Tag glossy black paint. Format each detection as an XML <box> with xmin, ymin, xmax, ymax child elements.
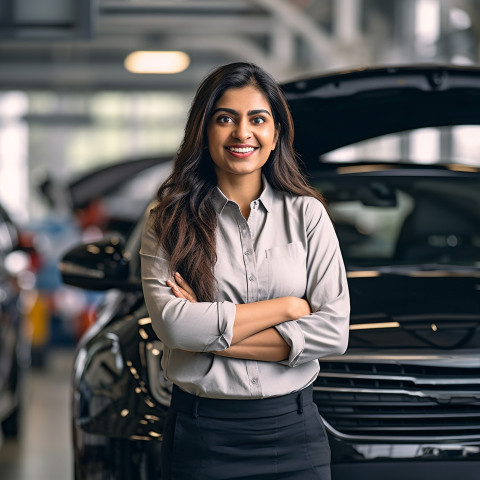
<box><xmin>60</xmin><ymin>236</ymin><xmax>139</xmax><ymax>291</ymax></box>
<box><xmin>0</xmin><ymin>205</ymin><xmax>30</xmax><ymax>438</ymax></box>
<box><xmin>348</xmin><ymin>275</ymin><xmax>480</xmax><ymax>349</ymax></box>
<box><xmin>72</xmin><ymin>290</ymin><xmax>166</xmax><ymax>479</ymax></box>
<box><xmin>283</xmin><ymin>65</ymin><xmax>480</xmax><ymax>163</ymax></box>
<box><xmin>66</xmin><ymin>169</ymin><xmax>480</xmax><ymax>479</ymax></box>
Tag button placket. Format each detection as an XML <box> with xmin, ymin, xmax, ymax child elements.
<box><xmin>246</xmin><ymin>362</ymin><xmax>261</xmax><ymax>394</ymax></box>
<box><xmin>236</xmin><ymin>212</ymin><xmax>258</xmax><ymax>304</ymax></box>
<box><xmin>227</xmin><ymin>201</ymin><xmax>262</xmax><ymax>396</ymax></box>
<box><xmin>247</xmin><ymin>201</ymin><xmax>259</xmax><ymax>238</ymax></box>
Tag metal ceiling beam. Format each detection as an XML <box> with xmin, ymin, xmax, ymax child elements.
<box><xmin>97</xmin><ymin>15</ymin><xmax>273</xmax><ymax>35</ymax></box>
<box><xmin>0</xmin><ymin>63</ymin><xmax>216</xmax><ymax>91</ymax></box>
<box><xmin>98</xmin><ymin>0</ymin><xmax>261</xmax><ymax>15</ymax></box>
<box><xmin>251</xmin><ymin>0</ymin><xmax>342</xmax><ymax>68</ymax></box>
<box><xmin>165</xmin><ymin>36</ymin><xmax>277</xmax><ymax>74</ymax></box>
<box><xmin>0</xmin><ymin>0</ymin><xmax>349</xmax><ymax>91</ymax></box>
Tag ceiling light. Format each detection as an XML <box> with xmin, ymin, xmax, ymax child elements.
<box><xmin>124</xmin><ymin>51</ymin><xmax>190</xmax><ymax>74</ymax></box>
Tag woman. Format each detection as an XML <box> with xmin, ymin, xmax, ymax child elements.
<box><xmin>140</xmin><ymin>62</ymin><xmax>350</xmax><ymax>479</ymax></box>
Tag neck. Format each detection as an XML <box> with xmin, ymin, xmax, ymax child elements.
<box><xmin>216</xmin><ymin>172</ymin><xmax>263</xmax><ymax>218</ymax></box>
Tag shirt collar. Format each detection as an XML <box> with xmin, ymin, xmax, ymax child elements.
<box><xmin>211</xmin><ymin>174</ymin><xmax>274</xmax><ymax>215</ymax></box>
<box><xmin>211</xmin><ymin>186</ymin><xmax>230</xmax><ymax>214</ymax></box>
<box><xmin>258</xmin><ymin>175</ymin><xmax>273</xmax><ymax>212</ymax></box>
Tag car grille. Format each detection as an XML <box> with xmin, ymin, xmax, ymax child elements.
<box><xmin>314</xmin><ymin>355</ymin><xmax>480</xmax><ymax>442</ymax></box>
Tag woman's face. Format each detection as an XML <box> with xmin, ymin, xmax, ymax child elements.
<box><xmin>206</xmin><ymin>85</ymin><xmax>278</xmax><ymax>183</ymax></box>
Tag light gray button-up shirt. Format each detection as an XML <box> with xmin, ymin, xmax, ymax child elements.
<box><xmin>140</xmin><ymin>179</ymin><xmax>350</xmax><ymax>399</ymax></box>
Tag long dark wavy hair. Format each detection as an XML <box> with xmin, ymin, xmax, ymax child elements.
<box><xmin>150</xmin><ymin>62</ymin><xmax>325</xmax><ymax>301</ymax></box>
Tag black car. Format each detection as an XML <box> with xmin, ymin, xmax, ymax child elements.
<box><xmin>0</xmin><ymin>204</ymin><xmax>31</xmax><ymax>440</ymax></box>
<box><xmin>61</xmin><ymin>65</ymin><xmax>480</xmax><ymax>480</ymax></box>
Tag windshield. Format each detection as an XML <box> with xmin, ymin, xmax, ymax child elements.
<box><xmin>314</xmin><ymin>174</ymin><xmax>480</xmax><ymax>269</ymax></box>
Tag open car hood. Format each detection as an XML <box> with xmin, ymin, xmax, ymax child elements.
<box><xmin>282</xmin><ymin>64</ymin><xmax>480</xmax><ymax>166</ymax></box>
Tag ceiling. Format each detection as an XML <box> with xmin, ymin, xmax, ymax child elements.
<box><xmin>1</xmin><ymin>0</ymin><xmax>478</xmax><ymax>93</ymax></box>
<box><xmin>0</xmin><ymin>0</ymin><xmax>366</xmax><ymax>92</ymax></box>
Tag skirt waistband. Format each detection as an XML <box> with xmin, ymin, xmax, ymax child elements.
<box><xmin>170</xmin><ymin>384</ymin><xmax>314</xmax><ymax>419</ymax></box>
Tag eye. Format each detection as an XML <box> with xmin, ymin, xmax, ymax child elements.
<box><xmin>216</xmin><ymin>115</ymin><xmax>233</xmax><ymax>124</ymax></box>
<box><xmin>252</xmin><ymin>116</ymin><xmax>266</xmax><ymax>125</ymax></box>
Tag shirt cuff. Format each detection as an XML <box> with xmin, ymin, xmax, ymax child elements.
<box><xmin>275</xmin><ymin>321</ymin><xmax>305</xmax><ymax>367</ymax></box>
<box><xmin>205</xmin><ymin>301</ymin><xmax>236</xmax><ymax>351</ymax></box>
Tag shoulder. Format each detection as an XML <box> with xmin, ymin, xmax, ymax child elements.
<box><xmin>300</xmin><ymin>195</ymin><xmax>326</xmax><ymax>215</ymax></box>
<box><xmin>140</xmin><ymin>205</ymin><xmax>161</xmax><ymax>256</ymax></box>
<box><xmin>273</xmin><ymin>190</ymin><xmax>327</xmax><ymax>219</ymax></box>
<box><xmin>274</xmin><ymin>191</ymin><xmax>334</xmax><ymax>240</ymax></box>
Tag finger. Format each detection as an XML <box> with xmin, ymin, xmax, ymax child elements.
<box><xmin>167</xmin><ymin>279</ymin><xmax>196</xmax><ymax>302</ymax></box>
<box><xmin>174</xmin><ymin>272</ymin><xmax>198</xmax><ymax>302</ymax></box>
<box><xmin>174</xmin><ymin>272</ymin><xmax>195</xmax><ymax>295</ymax></box>
<box><xmin>178</xmin><ymin>287</ymin><xmax>196</xmax><ymax>302</ymax></box>
<box><xmin>166</xmin><ymin>279</ymin><xmax>186</xmax><ymax>299</ymax></box>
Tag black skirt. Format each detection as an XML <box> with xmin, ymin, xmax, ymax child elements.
<box><xmin>161</xmin><ymin>384</ymin><xmax>331</xmax><ymax>480</ymax></box>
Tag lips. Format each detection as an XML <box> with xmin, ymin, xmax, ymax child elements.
<box><xmin>225</xmin><ymin>145</ymin><xmax>259</xmax><ymax>158</ymax></box>
<box><xmin>227</xmin><ymin>146</ymin><xmax>256</xmax><ymax>153</ymax></box>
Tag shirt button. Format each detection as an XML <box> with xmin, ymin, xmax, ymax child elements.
<box><xmin>248</xmin><ymin>275</ymin><xmax>255</xmax><ymax>281</ymax></box>
<box><xmin>251</xmin><ymin>378</ymin><xmax>257</xmax><ymax>384</ymax></box>
<box><xmin>244</xmin><ymin>250</ymin><xmax>252</xmax><ymax>256</ymax></box>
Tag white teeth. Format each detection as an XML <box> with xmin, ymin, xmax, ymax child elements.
<box><xmin>228</xmin><ymin>147</ymin><xmax>256</xmax><ymax>153</ymax></box>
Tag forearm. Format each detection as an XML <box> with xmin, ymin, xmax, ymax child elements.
<box><xmin>161</xmin><ymin>272</ymin><xmax>310</xmax><ymax>351</ymax></box>
<box><xmin>276</xmin><ymin>300</ymin><xmax>350</xmax><ymax>367</ymax></box>
<box><xmin>214</xmin><ymin>328</ymin><xmax>290</xmax><ymax>362</ymax></box>
<box><xmin>232</xmin><ymin>296</ymin><xmax>310</xmax><ymax>345</ymax></box>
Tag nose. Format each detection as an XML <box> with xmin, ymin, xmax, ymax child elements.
<box><xmin>232</xmin><ymin>118</ymin><xmax>251</xmax><ymax>141</ymax></box>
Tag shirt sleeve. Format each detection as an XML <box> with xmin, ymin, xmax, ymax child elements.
<box><xmin>275</xmin><ymin>198</ymin><xmax>350</xmax><ymax>367</ymax></box>
<box><xmin>140</xmin><ymin>214</ymin><xmax>236</xmax><ymax>352</ymax></box>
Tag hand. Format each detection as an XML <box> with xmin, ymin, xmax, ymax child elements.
<box><xmin>166</xmin><ymin>272</ymin><xmax>198</xmax><ymax>303</ymax></box>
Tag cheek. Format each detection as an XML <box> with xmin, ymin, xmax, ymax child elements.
<box><xmin>261</xmin><ymin>130</ymin><xmax>277</xmax><ymax>150</ymax></box>
<box><xmin>208</xmin><ymin>149</ymin><xmax>224</xmax><ymax>170</ymax></box>
<box><xmin>207</xmin><ymin>127</ymin><xmax>228</xmax><ymax>151</ymax></box>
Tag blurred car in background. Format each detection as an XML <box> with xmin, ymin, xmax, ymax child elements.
<box><xmin>34</xmin><ymin>156</ymin><xmax>173</xmax><ymax>345</ymax></box>
<box><xmin>41</xmin><ymin>156</ymin><xmax>173</xmax><ymax>239</ymax></box>
<box><xmin>61</xmin><ymin>65</ymin><xmax>480</xmax><ymax>480</ymax></box>
<box><xmin>0</xmin><ymin>203</ymin><xmax>32</xmax><ymax>440</ymax></box>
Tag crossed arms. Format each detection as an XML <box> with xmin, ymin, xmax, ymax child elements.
<box><xmin>167</xmin><ymin>271</ymin><xmax>310</xmax><ymax>362</ymax></box>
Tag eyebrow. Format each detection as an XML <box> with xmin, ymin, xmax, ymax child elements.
<box><xmin>211</xmin><ymin>107</ymin><xmax>272</xmax><ymax>117</ymax></box>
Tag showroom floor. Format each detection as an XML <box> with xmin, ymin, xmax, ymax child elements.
<box><xmin>0</xmin><ymin>349</ymin><xmax>74</xmax><ymax>480</ymax></box>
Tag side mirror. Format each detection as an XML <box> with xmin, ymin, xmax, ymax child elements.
<box><xmin>59</xmin><ymin>236</ymin><xmax>141</xmax><ymax>291</ymax></box>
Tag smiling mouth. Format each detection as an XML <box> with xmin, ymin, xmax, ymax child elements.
<box><xmin>226</xmin><ymin>146</ymin><xmax>258</xmax><ymax>154</ymax></box>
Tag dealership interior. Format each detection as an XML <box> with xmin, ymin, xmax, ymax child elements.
<box><xmin>1</xmin><ymin>1</ymin><xmax>480</xmax><ymax>480</ymax></box>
